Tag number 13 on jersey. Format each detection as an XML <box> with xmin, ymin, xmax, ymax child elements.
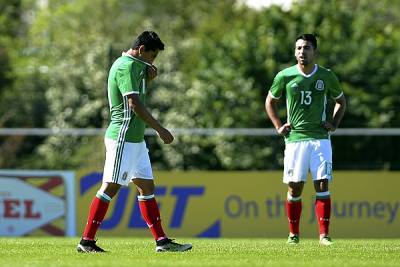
<box><xmin>300</xmin><ymin>90</ymin><xmax>312</xmax><ymax>105</ymax></box>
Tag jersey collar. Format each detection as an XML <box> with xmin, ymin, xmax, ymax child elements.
<box><xmin>122</xmin><ymin>52</ymin><xmax>153</xmax><ymax>67</ymax></box>
<box><xmin>296</xmin><ymin>64</ymin><xmax>318</xmax><ymax>78</ymax></box>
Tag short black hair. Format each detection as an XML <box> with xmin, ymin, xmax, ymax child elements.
<box><xmin>132</xmin><ymin>31</ymin><xmax>164</xmax><ymax>51</ymax></box>
<box><xmin>296</xmin><ymin>33</ymin><xmax>317</xmax><ymax>49</ymax></box>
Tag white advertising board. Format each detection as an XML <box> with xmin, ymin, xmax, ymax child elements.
<box><xmin>0</xmin><ymin>170</ymin><xmax>75</xmax><ymax>236</ymax></box>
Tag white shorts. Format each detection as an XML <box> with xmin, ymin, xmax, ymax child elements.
<box><xmin>102</xmin><ymin>137</ymin><xmax>153</xmax><ymax>186</ymax></box>
<box><xmin>283</xmin><ymin>139</ymin><xmax>332</xmax><ymax>184</ymax></box>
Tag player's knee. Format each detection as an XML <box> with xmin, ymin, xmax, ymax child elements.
<box><xmin>99</xmin><ymin>183</ymin><xmax>121</xmax><ymax>198</ymax></box>
<box><xmin>288</xmin><ymin>190</ymin><xmax>302</xmax><ymax>198</ymax></box>
<box><xmin>287</xmin><ymin>191</ymin><xmax>302</xmax><ymax>202</ymax></box>
<box><xmin>138</xmin><ymin>187</ymin><xmax>155</xmax><ymax>196</ymax></box>
<box><xmin>314</xmin><ymin>179</ymin><xmax>329</xmax><ymax>192</ymax></box>
<box><xmin>288</xmin><ymin>187</ymin><xmax>302</xmax><ymax>198</ymax></box>
<box><xmin>96</xmin><ymin>191</ymin><xmax>112</xmax><ymax>202</ymax></box>
<box><xmin>288</xmin><ymin>182</ymin><xmax>304</xmax><ymax>197</ymax></box>
<box><xmin>134</xmin><ymin>179</ymin><xmax>155</xmax><ymax>196</ymax></box>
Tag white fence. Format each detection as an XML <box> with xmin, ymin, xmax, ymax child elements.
<box><xmin>0</xmin><ymin>128</ymin><xmax>400</xmax><ymax>136</ymax></box>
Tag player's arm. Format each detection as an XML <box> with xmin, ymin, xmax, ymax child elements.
<box><xmin>265</xmin><ymin>93</ymin><xmax>291</xmax><ymax>136</ymax></box>
<box><xmin>323</xmin><ymin>94</ymin><xmax>346</xmax><ymax>132</ymax></box>
<box><xmin>127</xmin><ymin>94</ymin><xmax>174</xmax><ymax>144</ymax></box>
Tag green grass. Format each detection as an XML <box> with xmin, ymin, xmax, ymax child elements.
<box><xmin>0</xmin><ymin>238</ymin><xmax>399</xmax><ymax>267</ymax></box>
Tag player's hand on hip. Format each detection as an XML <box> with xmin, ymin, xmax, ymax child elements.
<box><xmin>277</xmin><ymin>123</ymin><xmax>291</xmax><ymax>136</ymax></box>
<box><xmin>322</xmin><ymin>121</ymin><xmax>337</xmax><ymax>132</ymax></box>
<box><xmin>147</xmin><ymin>65</ymin><xmax>158</xmax><ymax>81</ymax></box>
<box><xmin>157</xmin><ymin>127</ymin><xmax>174</xmax><ymax>144</ymax></box>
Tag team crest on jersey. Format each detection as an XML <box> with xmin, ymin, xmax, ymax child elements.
<box><xmin>315</xmin><ymin>80</ymin><xmax>324</xmax><ymax>91</ymax></box>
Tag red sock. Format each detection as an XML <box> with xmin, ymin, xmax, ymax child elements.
<box><xmin>315</xmin><ymin>198</ymin><xmax>331</xmax><ymax>236</ymax></box>
<box><xmin>138</xmin><ymin>197</ymin><xmax>166</xmax><ymax>240</ymax></box>
<box><xmin>82</xmin><ymin>196</ymin><xmax>110</xmax><ymax>240</ymax></box>
<box><xmin>286</xmin><ymin>200</ymin><xmax>302</xmax><ymax>235</ymax></box>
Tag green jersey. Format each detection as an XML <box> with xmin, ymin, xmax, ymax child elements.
<box><xmin>105</xmin><ymin>53</ymin><xmax>150</xmax><ymax>143</ymax></box>
<box><xmin>269</xmin><ymin>64</ymin><xmax>343</xmax><ymax>143</ymax></box>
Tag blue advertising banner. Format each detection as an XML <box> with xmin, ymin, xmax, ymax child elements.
<box><xmin>76</xmin><ymin>171</ymin><xmax>400</xmax><ymax>238</ymax></box>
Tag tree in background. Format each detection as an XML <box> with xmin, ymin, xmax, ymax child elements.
<box><xmin>0</xmin><ymin>0</ymin><xmax>49</xmax><ymax>167</ymax></box>
<box><xmin>2</xmin><ymin>0</ymin><xmax>400</xmax><ymax>170</ymax></box>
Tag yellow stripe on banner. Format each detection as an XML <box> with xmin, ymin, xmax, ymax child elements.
<box><xmin>24</xmin><ymin>177</ymin><xmax>65</xmax><ymax>197</ymax></box>
<box><xmin>25</xmin><ymin>178</ymin><xmax>49</xmax><ymax>187</ymax></box>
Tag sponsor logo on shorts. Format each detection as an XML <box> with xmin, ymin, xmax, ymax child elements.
<box><xmin>288</xmin><ymin>169</ymin><xmax>294</xmax><ymax>177</ymax></box>
<box><xmin>121</xmin><ymin>172</ymin><xmax>128</xmax><ymax>181</ymax></box>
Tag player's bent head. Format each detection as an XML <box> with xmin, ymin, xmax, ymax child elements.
<box><xmin>296</xmin><ymin>33</ymin><xmax>317</xmax><ymax>50</ymax></box>
<box><xmin>132</xmin><ymin>31</ymin><xmax>165</xmax><ymax>52</ymax></box>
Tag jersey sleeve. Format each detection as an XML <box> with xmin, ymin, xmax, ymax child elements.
<box><xmin>328</xmin><ymin>71</ymin><xmax>343</xmax><ymax>99</ymax></box>
<box><xmin>116</xmin><ymin>62</ymin><xmax>140</xmax><ymax>96</ymax></box>
<box><xmin>269</xmin><ymin>71</ymin><xmax>285</xmax><ymax>99</ymax></box>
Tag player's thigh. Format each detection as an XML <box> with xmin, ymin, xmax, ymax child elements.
<box><xmin>131</xmin><ymin>142</ymin><xmax>153</xmax><ymax>180</ymax></box>
<box><xmin>283</xmin><ymin>141</ymin><xmax>311</xmax><ymax>184</ymax></box>
<box><xmin>102</xmin><ymin>138</ymin><xmax>142</xmax><ymax>186</ymax></box>
<box><xmin>310</xmin><ymin>139</ymin><xmax>333</xmax><ymax>181</ymax></box>
<box><xmin>131</xmin><ymin>142</ymin><xmax>154</xmax><ymax>194</ymax></box>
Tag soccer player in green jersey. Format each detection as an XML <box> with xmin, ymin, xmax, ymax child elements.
<box><xmin>265</xmin><ymin>34</ymin><xmax>346</xmax><ymax>246</ymax></box>
<box><xmin>77</xmin><ymin>31</ymin><xmax>192</xmax><ymax>253</ymax></box>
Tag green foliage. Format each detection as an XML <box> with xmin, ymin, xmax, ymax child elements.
<box><xmin>2</xmin><ymin>0</ymin><xmax>400</xmax><ymax>169</ymax></box>
<box><xmin>0</xmin><ymin>0</ymin><xmax>48</xmax><ymax>167</ymax></box>
<box><xmin>291</xmin><ymin>0</ymin><xmax>400</xmax><ymax>128</ymax></box>
<box><xmin>151</xmin><ymin>5</ymin><xmax>278</xmax><ymax>169</ymax></box>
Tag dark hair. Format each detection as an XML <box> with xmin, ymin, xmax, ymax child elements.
<box><xmin>296</xmin><ymin>33</ymin><xmax>317</xmax><ymax>49</ymax></box>
<box><xmin>132</xmin><ymin>31</ymin><xmax>164</xmax><ymax>51</ymax></box>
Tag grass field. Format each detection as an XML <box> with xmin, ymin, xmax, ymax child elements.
<box><xmin>0</xmin><ymin>238</ymin><xmax>399</xmax><ymax>267</ymax></box>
